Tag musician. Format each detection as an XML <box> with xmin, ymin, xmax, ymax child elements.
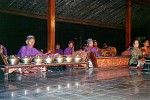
<box><xmin>83</xmin><ymin>44</ymin><xmax>88</xmax><ymax>49</ymax></box>
<box><xmin>54</xmin><ymin>44</ymin><xmax>63</xmax><ymax>55</ymax></box>
<box><xmin>140</xmin><ymin>39</ymin><xmax>150</xmax><ymax>58</ymax></box>
<box><xmin>129</xmin><ymin>39</ymin><xmax>145</xmax><ymax>68</ymax></box>
<box><xmin>93</xmin><ymin>40</ymin><xmax>101</xmax><ymax>56</ymax></box>
<box><xmin>17</xmin><ymin>35</ymin><xmax>43</xmax><ymax>57</ymax></box>
<box><xmin>84</xmin><ymin>38</ymin><xmax>100</xmax><ymax>57</ymax></box>
<box><xmin>64</xmin><ymin>41</ymin><xmax>75</xmax><ymax>55</ymax></box>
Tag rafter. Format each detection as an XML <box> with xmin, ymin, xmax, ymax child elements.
<box><xmin>0</xmin><ymin>6</ymin><xmax>46</xmax><ymax>19</ymax></box>
<box><xmin>0</xmin><ymin>6</ymin><xmax>124</xmax><ymax>29</ymax></box>
<box><xmin>56</xmin><ymin>16</ymin><xmax>124</xmax><ymax>29</ymax></box>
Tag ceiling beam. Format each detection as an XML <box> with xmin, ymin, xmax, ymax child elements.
<box><xmin>56</xmin><ymin>16</ymin><xmax>124</xmax><ymax>29</ymax></box>
<box><xmin>0</xmin><ymin>6</ymin><xmax>46</xmax><ymax>19</ymax></box>
<box><xmin>0</xmin><ymin>6</ymin><xmax>124</xmax><ymax>29</ymax></box>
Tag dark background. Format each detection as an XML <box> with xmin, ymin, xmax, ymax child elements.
<box><xmin>0</xmin><ymin>12</ymin><xmax>149</xmax><ymax>55</ymax></box>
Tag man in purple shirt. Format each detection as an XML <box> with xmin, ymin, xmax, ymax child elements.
<box><xmin>0</xmin><ymin>44</ymin><xmax>7</xmax><ymax>56</ymax></box>
<box><xmin>54</xmin><ymin>44</ymin><xmax>63</xmax><ymax>55</ymax></box>
<box><xmin>17</xmin><ymin>35</ymin><xmax>43</xmax><ymax>57</ymax></box>
<box><xmin>64</xmin><ymin>41</ymin><xmax>75</xmax><ymax>55</ymax></box>
<box><xmin>84</xmin><ymin>38</ymin><xmax>100</xmax><ymax>57</ymax></box>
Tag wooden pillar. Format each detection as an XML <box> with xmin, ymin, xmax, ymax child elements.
<box><xmin>126</xmin><ymin>0</ymin><xmax>131</xmax><ymax>49</ymax></box>
<box><xmin>47</xmin><ymin>0</ymin><xmax>55</xmax><ymax>52</ymax></box>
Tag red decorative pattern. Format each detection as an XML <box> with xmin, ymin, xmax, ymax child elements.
<box><xmin>95</xmin><ymin>57</ymin><xmax>130</xmax><ymax>68</ymax></box>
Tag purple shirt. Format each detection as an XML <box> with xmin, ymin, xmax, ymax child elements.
<box><xmin>64</xmin><ymin>47</ymin><xmax>72</xmax><ymax>55</ymax></box>
<box><xmin>84</xmin><ymin>46</ymin><xmax>100</xmax><ymax>57</ymax></box>
<box><xmin>0</xmin><ymin>44</ymin><xmax>7</xmax><ymax>56</ymax></box>
<box><xmin>54</xmin><ymin>49</ymin><xmax>63</xmax><ymax>55</ymax></box>
<box><xmin>17</xmin><ymin>46</ymin><xmax>43</xmax><ymax>57</ymax></box>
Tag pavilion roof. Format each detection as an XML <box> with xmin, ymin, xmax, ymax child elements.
<box><xmin>0</xmin><ymin>0</ymin><xmax>150</xmax><ymax>29</ymax></box>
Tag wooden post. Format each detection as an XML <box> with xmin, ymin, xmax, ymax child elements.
<box><xmin>47</xmin><ymin>0</ymin><xmax>55</xmax><ymax>52</ymax></box>
<box><xmin>126</xmin><ymin>0</ymin><xmax>131</xmax><ymax>49</ymax></box>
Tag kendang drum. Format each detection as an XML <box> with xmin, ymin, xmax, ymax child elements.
<box><xmin>106</xmin><ymin>46</ymin><xmax>117</xmax><ymax>56</ymax></box>
<box><xmin>101</xmin><ymin>49</ymin><xmax>111</xmax><ymax>57</ymax></box>
<box><xmin>101</xmin><ymin>46</ymin><xmax>117</xmax><ymax>57</ymax></box>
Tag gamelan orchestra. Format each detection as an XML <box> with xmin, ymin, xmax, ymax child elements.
<box><xmin>0</xmin><ymin>35</ymin><xmax>150</xmax><ymax>74</ymax></box>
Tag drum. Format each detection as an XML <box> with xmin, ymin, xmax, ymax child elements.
<box><xmin>121</xmin><ymin>50</ymin><xmax>131</xmax><ymax>57</ymax></box>
<box><xmin>101</xmin><ymin>49</ymin><xmax>111</xmax><ymax>57</ymax></box>
<box><xmin>101</xmin><ymin>46</ymin><xmax>117</xmax><ymax>57</ymax></box>
<box><xmin>106</xmin><ymin>46</ymin><xmax>117</xmax><ymax>56</ymax></box>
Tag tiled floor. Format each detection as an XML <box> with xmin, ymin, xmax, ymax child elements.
<box><xmin>0</xmin><ymin>67</ymin><xmax>150</xmax><ymax>100</ymax></box>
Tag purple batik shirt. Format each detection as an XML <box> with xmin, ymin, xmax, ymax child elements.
<box><xmin>54</xmin><ymin>49</ymin><xmax>63</xmax><ymax>55</ymax></box>
<box><xmin>0</xmin><ymin>45</ymin><xmax>7</xmax><ymax>56</ymax></box>
<box><xmin>64</xmin><ymin>47</ymin><xmax>72</xmax><ymax>55</ymax></box>
<box><xmin>84</xmin><ymin>47</ymin><xmax>100</xmax><ymax>57</ymax></box>
<box><xmin>17</xmin><ymin>46</ymin><xmax>43</xmax><ymax>57</ymax></box>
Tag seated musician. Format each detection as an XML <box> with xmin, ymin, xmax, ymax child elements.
<box><xmin>0</xmin><ymin>44</ymin><xmax>7</xmax><ymax>56</ymax></box>
<box><xmin>140</xmin><ymin>39</ymin><xmax>150</xmax><ymax>58</ymax></box>
<box><xmin>83</xmin><ymin>44</ymin><xmax>88</xmax><ymax>49</ymax></box>
<box><xmin>129</xmin><ymin>39</ymin><xmax>145</xmax><ymax>68</ymax></box>
<box><xmin>17</xmin><ymin>35</ymin><xmax>58</xmax><ymax>73</ymax></box>
<box><xmin>17</xmin><ymin>35</ymin><xmax>44</xmax><ymax>57</ymax></box>
<box><xmin>64</xmin><ymin>41</ymin><xmax>75</xmax><ymax>55</ymax></box>
<box><xmin>84</xmin><ymin>38</ymin><xmax>100</xmax><ymax>57</ymax></box>
<box><xmin>54</xmin><ymin>44</ymin><xmax>63</xmax><ymax>55</ymax></box>
<box><xmin>93</xmin><ymin>40</ymin><xmax>101</xmax><ymax>55</ymax></box>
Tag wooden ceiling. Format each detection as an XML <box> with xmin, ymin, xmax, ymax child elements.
<box><xmin>0</xmin><ymin>0</ymin><xmax>150</xmax><ymax>29</ymax></box>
